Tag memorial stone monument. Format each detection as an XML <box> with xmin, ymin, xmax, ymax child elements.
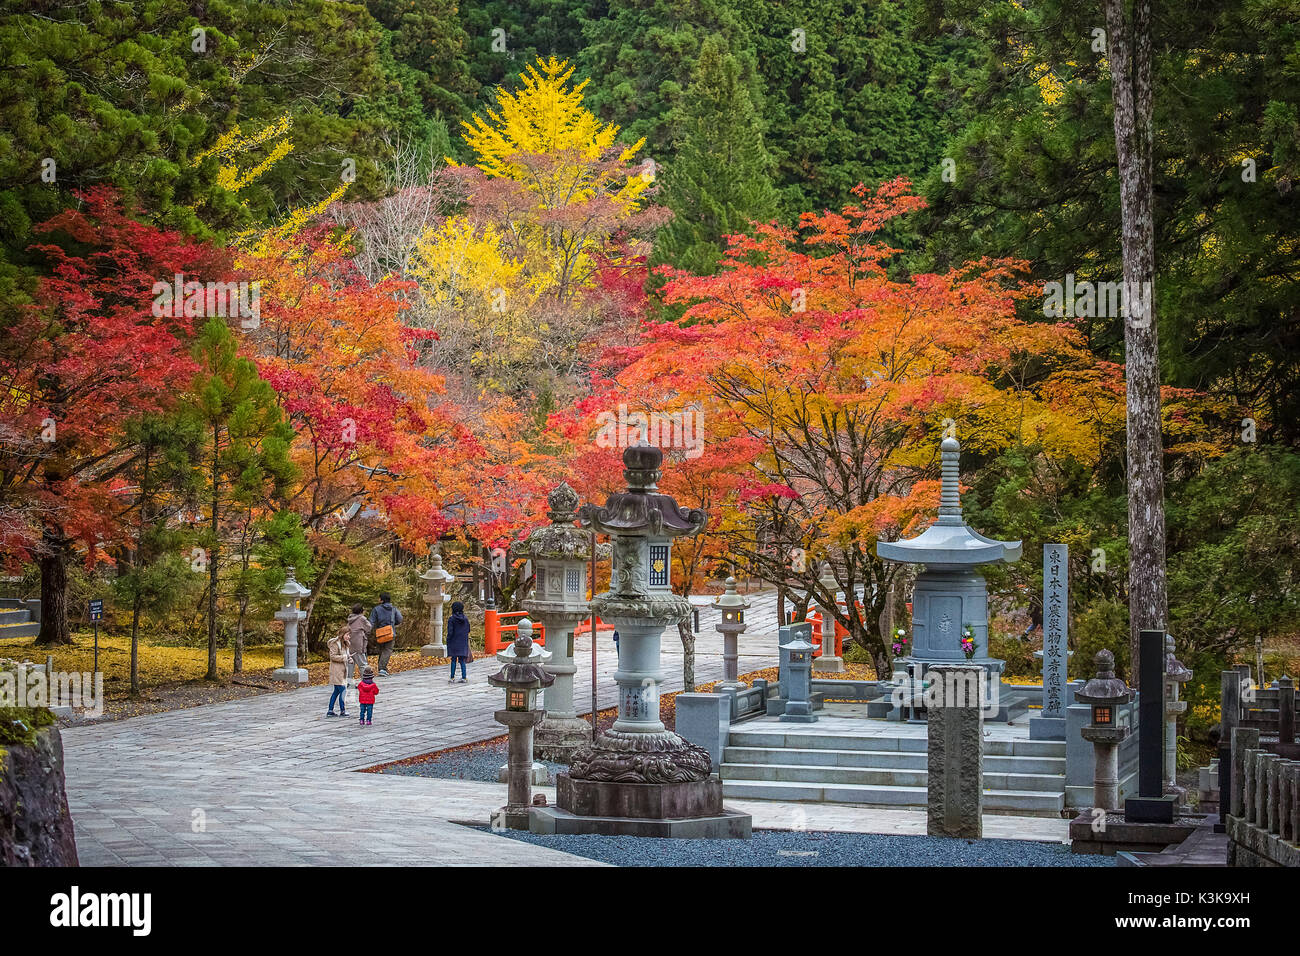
<box><xmin>876</xmin><ymin>436</ymin><xmax>1022</xmax><ymax>703</ymax></box>
<box><xmin>1125</xmin><ymin>629</ymin><xmax>1178</xmax><ymax>823</ymax></box>
<box><xmin>1031</xmin><ymin>543</ymin><xmax>1070</xmax><ymax>740</ymax></box>
<box><xmin>1164</xmin><ymin>635</ymin><xmax>1192</xmax><ymax>802</ymax></box>
<box><xmin>926</xmin><ymin>663</ymin><xmax>985</xmax><ymax>838</ymax></box>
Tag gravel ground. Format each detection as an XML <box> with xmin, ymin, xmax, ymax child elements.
<box><xmin>479</xmin><ymin>827</ymin><xmax>1115</xmax><ymax>867</ymax></box>
<box><xmin>378</xmin><ymin>737</ymin><xmax>569</xmax><ymax>781</ymax></box>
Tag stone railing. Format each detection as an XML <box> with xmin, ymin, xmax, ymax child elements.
<box><xmin>724</xmin><ymin>679</ymin><xmax>772</xmax><ymax>722</ymax></box>
<box><xmin>1227</xmin><ymin>727</ymin><xmax>1300</xmax><ymax>866</ymax></box>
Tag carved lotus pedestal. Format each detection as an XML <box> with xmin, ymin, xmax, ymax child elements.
<box><xmin>533</xmin><ymin>730</ymin><xmax>751</xmax><ymax>838</ymax></box>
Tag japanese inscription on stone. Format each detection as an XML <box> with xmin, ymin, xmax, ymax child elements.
<box><xmin>1042</xmin><ymin>543</ymin><xmax>1068</xmax><ymax>720</ymax></box>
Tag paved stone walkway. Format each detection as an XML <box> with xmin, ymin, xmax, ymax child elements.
<box><xmin>63</xmin><ymin>591</ymin><xmax>779</xmax><ymax>866</ymax></box>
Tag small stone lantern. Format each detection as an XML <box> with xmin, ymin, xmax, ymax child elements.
<box><xmin>272</xmin><ymin>567</ymin><xmax>310</xmax><ymax>684</ymax></box>
<box><xmin>1164</xmin><ymin>635</ymin><xmax>1193</xmax><ymax>801</ymax></box>
<box><xmin>713</xmin><ymin>576</ymin><xmax>750</xmax><ymax>691</ymax></box>
<box><xmin>487</xmin><ymin>622</ymin><xmax>555</xmax><ymax>830</ymax></box>
<box><xmin>1074</xmin><ymin>649</ymin><xmax>1133</xmax><ymax>810</ymax></box>
<box><xmin>812</xmin><ymin>561</ymin><xmax>845</xmax><ymax>673</ymax></box>
<box><xmin>419</xmin><ymin>551</ymin><xmax>456</xmax><ymax>657</ymax></box>
<box><xmin>779</xmin><ymin>632</ymin><xmax>818</xmax><ymax>723</ymax></box>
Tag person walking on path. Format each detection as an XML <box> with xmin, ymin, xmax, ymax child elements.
<box><xmin>446</xmin><ymin>600</ymin><xmax>471</xmax><ymax>683</ymax></box>
<box><xmin>369</xmin><ymin>593</ymin><xmax>403</xmax><ymax>676</ymax></box>
<box><xmin>326</xmin><ymin>627</ymin><xmax>350</xmax><ymax>718</ymax></box>
<box><xmin>345</xmin><ymin>603</ymin><xmax>371</xmax><ymax>680</ymax></box>
<box><xmin>357</xmin><ymin>666</ymin><xmax>379</xmax><ymax>725</ymax></box>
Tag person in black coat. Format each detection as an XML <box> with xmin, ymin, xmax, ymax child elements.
<box><xmin>446</xmin><ymin>601</ymin><xmax>471</xmax><ymax>683</ymax></box>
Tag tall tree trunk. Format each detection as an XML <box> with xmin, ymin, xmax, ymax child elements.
<box><xmin>206</xmin><ymin>428</ymin><xmax>220</xmax><ymax>681</ymax></box>
<box><xmin>130</xmin><ymin>597</ymin><xmax>142</xmax><ymax>696</ymax></box>
<box><xmin>1104</xmin><ymin>0</ymin><xmax>1166</xmax><ymax>686</ymax></box>
<box><xmin>35</xmin><ymin>526</ymin><xmax>70</xmax><ymax>646</ymax></box>
<box><xmin>677</xmin><ymin>618</ymin><xmax>696</xmax><ymax>693</ymax></box>
<box><xmin>235</xmin><ymin>593</ymin><xmax>246</xmax><ymax>674</ymax></box>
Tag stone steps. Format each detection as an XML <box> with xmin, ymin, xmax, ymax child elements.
<box><xmin>0</xmin><ymin>621</ymin><xmax>40</xmax><ymax>638</ymax></box>
<box><xmin>722</xmin><ymin>745</ymin><xmax>1065</xmax><ymax>775</ymax></box>
<box><xmin>722</xmin><ymin>761</ymin><xmax>1067</xmax><ymax>793</ymax></box>
<box><xmin>720</xmin><ymin>778</ymin><xmax>1065</xmax><ymax>815</ymax></box>
<box><xmin>721</xmin><ymin>727</ymin><xmax>1066</xmax><ymax>817</ymax></box>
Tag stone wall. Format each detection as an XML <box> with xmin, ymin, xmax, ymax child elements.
<box><xmin>0</xmin><ymin>724</ymin><xmax>79</xmax><ymax>866</ymax></box>
<box><xmin>1226</xmin><ymin>734</ymin><xmax>1299</xmax><ymax>867</ymax></box>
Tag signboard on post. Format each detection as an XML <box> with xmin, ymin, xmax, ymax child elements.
<box><xmin>88</xmin><ymin>599</ymin><xmax>103</xmax><ymax>621</ymax></box>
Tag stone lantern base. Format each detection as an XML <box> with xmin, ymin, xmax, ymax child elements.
<box><xmin>813</xmin><ymin>654</ymin><xmax>846</xmax><ymax>674</ymax></box>
<box><xmin>420</xmin><ymin>642</ymin><xmax>447</xmax><ymax>658</ymax></box>
<box><xmin>534</xmin><ymin>715</ymin><xmax>593</xmax><ymax>763</ymax></box>
<box><xmin>271</xmin><ymin>667</ymin><xmax>309</xmax><ymax>684</ymax></box>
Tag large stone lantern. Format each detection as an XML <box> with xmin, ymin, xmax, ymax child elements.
<box><xmin>488</xmin><ymin>627</ymin><xmax>555</xmax><ymax>831</ymax></box>
<box><xmin>531</xmin><ymin>444</ymin><xmax>751</xmax><ymax>838</ymax></box>
<box><xmin>876</xmin><ymin>436</ymin><xmax>1021</xmax><ymax>701</ymax></box>
<box><xmin>419</xmin><ymin>551</ymin><xmax>455</xmax><ymax>657</ymax></box>
<box><xmin>712</xmin><ymin>576</ymin><xmax>750</xmax><ymax>691</ymax></box>
<box><xmin>272</xmin><ymin>567</ymin><xmax>310</xmax><ymax>684</ymax></box>
<box><xmin>517</xmin><ymin>482</ymin><xmax>592</xmax><ymax>761</ymax></box>
<box><xmin>1074</xmin><ymin>650</ymin><xmax>1133</xmax><ymax>811</ymax></box>
<box><xmin>1164</xmin><ymin>635</ymin><xmax>1193</xmax><ymax>801</ymax></box>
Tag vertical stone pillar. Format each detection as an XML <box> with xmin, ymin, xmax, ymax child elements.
<box><xmin>1231</xmin><ymin>726</ymin><xmax>1258</xmax><ymax>819</ymax></box>
<box><xmin>812</xmin><ymin>563</ymin><xmax>845</xmax><ymax>673</ymax></box>
<box><xmin>926</xmin><ymin>663</ymin><xmax>984</xmax><ymax>839</ymax></box>
<box><xmin>1279</xmin><ymin>675</ymin><xmax>1296</xmax><ymax>745</ymax></box>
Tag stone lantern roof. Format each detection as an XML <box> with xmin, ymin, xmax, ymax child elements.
<box><xmin>279</xmin><ymin>566</ymin><xmax>310</xmax><ymax>599</ymax></box>
<box><xmin>876</xmin><ymin>437</ymin><xmax>1022</xmax><ymax>568</ymax></box>
<box><xmin>1165</xmin><ymin>635</ymin><xmax>1192</xmax><ymax>683</ymax></box>
<box><xmin>712</xmin><ymin>576</ymin><xmax>750</xmax><ymax>612</ymax></box>
<box><xmin>578</xmin><ymin>445</ymin><xmax>707</xmax><ymax>538</ymax></box>
<box><xmin>514</xmin><ymin>482</ymin><xmax>591</xmax><ymax>561</ymax></box>
<box><xmin>488</xmin><ymin>631</ymin><xmax>556</xmax><ymax>691</ymax></box>
<box><xmin>1074</xmin><ymin>650</ymin><xmax>1133</xmax><ymax>705</ymax></box>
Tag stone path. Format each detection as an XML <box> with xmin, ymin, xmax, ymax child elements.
<box><xmin>62</xmin><ymin>592</ymin><xmax>779</xmax><ymax>866</ymax></box>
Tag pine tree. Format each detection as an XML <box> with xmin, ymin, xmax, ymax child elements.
<box><xmin>186</xmin><ymin>319</ymin><xmax>296</xmax><ymax>682</ymax></box>
<box><xmin>654</xmin><ymin>35</ymin><xmax>780</xmax><ymax>276</ymax></box>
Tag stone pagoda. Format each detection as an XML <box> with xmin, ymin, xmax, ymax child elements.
<box><xmin>530</xmin><ymin>444</ymin><xmax>751</xmax><ymax>838</ymax></box>
<box><xmin>875</xmin><ymin>436</ymin><xmax>1022</xmax><ymax>716</ymax></box>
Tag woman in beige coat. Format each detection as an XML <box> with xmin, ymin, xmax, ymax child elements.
<box><xmin>327</xmin><ymin>628</ymin><xmax>350</xmax><ymax>718</ymax></box>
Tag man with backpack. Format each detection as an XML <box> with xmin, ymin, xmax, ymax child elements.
<box><xmin>369</xmin><ymin>592</ymin><xmax>403</xmax><ymax>677</ymax></box>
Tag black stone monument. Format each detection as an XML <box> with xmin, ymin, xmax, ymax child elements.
<box><xmin>1124</xmin><ymin>628</ymin><xmax>1178</xmax><ymax>823</ymax></box>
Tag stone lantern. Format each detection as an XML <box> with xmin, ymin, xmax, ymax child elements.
<box><xmin>488</xmin><ymin>625</ymin><xmax>555</xmax><ymax>831</ymax></box>
<box><xmin>419</xmin><ymin>551</ymin><xmax>455</xmax><ymax>657</ymax></box>
<box><xmin>876</xmin><ymin>436</ymin><xmax>1021</xmax><ymax>706</ymax></box>
<box><xmin>272</xmin><ymin>567</ymin><xmax>311</xmax><ymax>684</ymax></box>
<box><xmin>712</xmin><ymin>576</ymin><xmax>750</xmax><ymax>691</ymax></box>
<box><xmin>1164</xmin><ymin>635</ymin><xmax>1193</xmax><ymax>802</ymax></box>
<box><xmin>779</xmin><ymin>632</ymin><xmax>818</xmax><ymax>723</ymax></box>
<box><xmin>495</xmin><ymin>618</ymin><xmax>552</xmax><ymax>785</ymax></box>
<box><xmin>517</xmin><ymin>482</ymin><xmax>592</xmax><ymax>761</ymax></box>
<box><xmin>812</xmin><ymin>561</ymin><xmax>845</xmax><ymax>673</ymax></box>
<box><xmin>1074</xmin><ymin>649</ymin><xmax>1133</xmax><ymax>811</ymax></box>
<box><xmin>531</xmin><ymin>444</ymin><xmax>750</xmax><ymax>838</ymax></box>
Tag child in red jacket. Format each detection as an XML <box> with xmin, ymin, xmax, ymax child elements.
<box><xmin>357</xmin><ymin>666</ymin><xmax>379</xmax><ymax>725</ymax></box>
